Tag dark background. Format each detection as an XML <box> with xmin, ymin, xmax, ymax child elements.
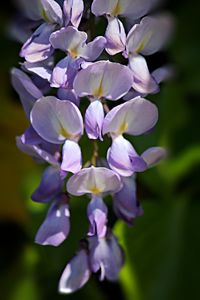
<box><xmin>0</xmin><ymin>0</ymin><xmax>200</xmax><ymax>299</ymax></box>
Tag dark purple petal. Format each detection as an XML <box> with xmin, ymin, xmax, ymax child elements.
<box><xmin>113</xmin><ymin>176</ymin><xmax>143</xmax><ymax>224</ymax></box>
<box><xmin>16</xmin><ymin>136</ymin><xmax>60</xmax><ymax>165</ymax></box>
<box><xmin>35</xmin><ymin>194</ymin><xmax>70</xmax><ymax>246</ymax></box>
<box><xmin>50</xmin><ymin>56</ymin><xmax>80</xmax><ymax>88</ymax></box>
<box><xmin>87</xmin><ymin>196</ymin><xmax>108</xmax><ymax>238</ymax></box>
<box><xmin>59</xmin><ymin>249</ymin><xmax>91</xmax><ymax>294</ymax></box>
<box><xmin>32</xmin><ymin>166</ymin><xmax>64</xmax><ymax>203</ymax></box>
<box><xmin>57</xmin><ymin>88</ymin><xmax>80</xmax><ymax>106</ymax></box>
<box><xmin>11</xmin><ymin>68</ymin><xmax>43</xmax><ymax>118</ymax></box>
<box><xmin>21</xmin><ymin>126</ymin><xmax>43</xmax><ymax>145</ymax></box>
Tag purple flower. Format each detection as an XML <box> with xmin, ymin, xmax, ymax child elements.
<box><xmin>88</xmin><ymin>231</ymin><xmax>124</xmax><ymax>281</ymax></box>
<box><xmin>59</xmin><ymin>231</ymin><xmax>124</xmax><ymax>293</ymax></box>
<box><xmin>50</xmin><ymin>26</ymin><xmax>106</xmax><ymax>61</ymax></box>
<box><xmin>12</xmin><ymin>0</ymin><xmax>171</xmax><ymax>294</ymax></box>
<box><xmin>20</xmin><ymin>0</ymin><xmax>64</xmax><ymax>63</ymax></box>
<box><xmin>67</xmin><ymin>166</ymin><xmax>122</xmax><ymax>237</ymax></box>
<box><xmin>30</xmin><ymin>96</ymin><xmax>83</xmax><ymax>173</ymax></box>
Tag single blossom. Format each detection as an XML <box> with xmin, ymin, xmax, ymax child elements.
<box><xmin>20</xmin><ymin>0</ymin><xmax>64</xmax><ymax>63</ymax></box>
<box><xmin>30</xmin><ymin>96</ymin><xmax>83</xmax><ymax>173</ymax></box>
<box><xmin>67</xmin><ymin>166</ymin><xmax>122</xmax><ymax>237</ymax></box>
<box><xmin>50</xmin><ymin>26</ymin><xmax>106</xmax><ymax>61</ymax></box>
<box><xmin>88</xmin><ymin>231</ymin><xmax>124</xmax><ymax>281</ymax></box>
<box><xmin>59</xmin><ymin>231</ymin><xmax>124</xmax><ymax>293</ymax></box>
<box><xmin>103</xmin><ymin>97</ymin><xmax>159</xmax><ymax>176</ymax></box>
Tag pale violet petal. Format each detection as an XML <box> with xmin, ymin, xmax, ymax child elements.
<box><xmin>11</xmin><ymin>68</ymin><xmax>43</xmax><ymax>118</ymax></box>
<box><xmin>92</xmin><ymin>0</ymin><xmax>160</xmax><ymax>19</ymax></box>
<box><xmin>87</xmin><ymin>196</ymin><xmax>108</xmax><ymax>238</ymax></box>
<box><xmin>107</xmin><ymin>135</ymin><xmax>147</xmax><ymax>177</ymax></box>
<box><xmin>85</xmin><ymin>100</ymin><xmax>104</xmax><ymax>140</ymax></box>
<box><xmin>67</xmin><ymin>166</ymin><xmax>122</xmax><ymax>196</ymax></box>
<box><xmin>105</xmin><ymin>17</ymin><xmax>126</xmax><ymax>55</ymax></box>
<box><xmin>141</xmin><ymin>147</ymin><xmax>167</xmax><ymax>167</ymax></box>
<box><xmin>40</xmin><ymin>0</ymin><xmax>63</xmax><ymax>26</ymax></box>
<box><xmin>103</xmin><ymin>97</ymin><xmax>158</xmax><ymax>136</ymax></box>
<box><xmin>50</xmin><ymin>26</ymin><xmax>87</xmax><ymax>57</ymax></box>
<box><xmin>30</xmin><ymin>96</ymin><xmax>83</xmax><ymax>144</ymax></box>
<box><xmin>129</xmin><ymin>54</ymin><xmax>159</xmax><ymax>94</ymax></box>
<box><xmin>63</xmin><ymin>0</ymin><xmax>84</xmax><ymax>27</ymax></box>
<box><xmin>20</xmin><ymin>23</ymin><xmax>55</xmax><ymax>63</ymax></box>
<box><xmin>73</xmin><ymin>60</ymin><xmax>133</xmax><ymax>100</ymax></box>
<box><xmin>61</xmin><ymin>140</ymin><xmax>82</xmax><ymax>173</ymax></box>
<box><xmin>126</xmin><ymin>14</ymin><xmax>174</xmax><ymax>56</ymax></box>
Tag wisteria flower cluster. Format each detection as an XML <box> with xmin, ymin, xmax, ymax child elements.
<box><xmin>11</xmin><ymin>0</ymin><xmax>173</xmax><ymax>294</ymax></box>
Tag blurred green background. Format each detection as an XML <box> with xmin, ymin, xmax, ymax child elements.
<box><xmin>0</xmin><ymin>0</ymin><xmax>200</xmax><ymax>299</ymax></box>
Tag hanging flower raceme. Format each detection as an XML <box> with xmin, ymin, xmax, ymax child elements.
<box><xmin>11</xmin><ymin>0</ymin><xmax>173</xmax><ymax>294</ymax></box>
